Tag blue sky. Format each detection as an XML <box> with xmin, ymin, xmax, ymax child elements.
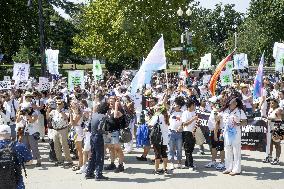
<box><xmin>57</xmin><ymin>0</ymin><xmax>251</xmax><ymax>18</ymax></box>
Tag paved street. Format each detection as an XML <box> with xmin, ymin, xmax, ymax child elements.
<box><xmin>24</xmin><ymin>142</ymin><xmax>284</xmax><ymax>189</ymax></box>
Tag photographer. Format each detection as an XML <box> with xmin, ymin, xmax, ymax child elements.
<box><xmin>104</xmin><ymin>96</ymin><xmax>125</xmax><ymax>173</ymax></box>
<box><xmin>16</xmin><ymin>102</ymin><xmax>42</xmax><ymax>167</ymax></box>
<box><xmin>263</xmin><ymin>99</ymin><xmax>282</xmax><ymax>165</ymax></box>
<box><xmin>46</xmin><ymin>97</ymin><xmax>73</xmax><ymax>167</ymax></box>
<box><xmin>0</xmin><ymin>99</ymin><xmax>10</xmax><ymax>125</ymax></box>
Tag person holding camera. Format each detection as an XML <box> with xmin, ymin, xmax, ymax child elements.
<box><xmin>16</xmin><ymin>101</ymin><xmax>42</xmax><ymax>167</ymax></box>
<box><xmin>104</xmin><ymin>96</ymin><xmax>125</xmax><ymax>173</ymax></box>
<box><xmin>46</xmin><ymin>97</ymin><xmax>73</xmax><ymax>167</ymax></box>
<box><xmin>263</xmin><ymin>99</ymin><xmax>282</xmax><ymax>165</ymax></box>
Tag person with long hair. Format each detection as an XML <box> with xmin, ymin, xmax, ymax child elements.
<box><xmin>104</xmin><ymin>96</ymin><xmax>125</xmax><ymax>173</ymax></box>
<box><xmin>70</xmin><ymin>100</ymin><xmax>84</xmax><ymax>171</ymax></box>
<box><xmin>221</xmin><ymin>96</ymin><xmax>247</xmax><ymax>176</ymax></box>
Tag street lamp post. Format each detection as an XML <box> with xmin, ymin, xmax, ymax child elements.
<box><xmin>28</xmin><ymin>0</ymin><xmax>46</xmax><ymax>77</ymax></box>
<box><xmin>177</xmin><ymin>7</ymin><xmax>192</xmax><ymax>71</ymax></box>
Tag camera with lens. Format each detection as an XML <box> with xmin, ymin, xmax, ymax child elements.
<box><xmin>271</xmin><ymin>121</ymin><xmax>284</xmax><ymax>142</ymax></box>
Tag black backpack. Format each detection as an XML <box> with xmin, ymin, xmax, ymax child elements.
<box><xmin>0</xmin><ymin>142</ymin><xmax>23</xmax><ymax>189</ymax></box>
<box><xmin>150</xmin><ymin>116</ymin><xmax>162</xmax><ymax>145</ymax></box>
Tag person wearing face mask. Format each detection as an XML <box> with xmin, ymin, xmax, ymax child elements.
<box><xmin>46</xmin><ymin>97</ymin><xmax>73</xmax><ymax>167</ymax></box>
<box><xmin>221</xmin><ymin>97</ymin><xmax>247</xmax><ymax>176</ymax></box>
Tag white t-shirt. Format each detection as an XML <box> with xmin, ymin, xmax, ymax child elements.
<box><xmin>49</xmin><ymin>109</ymin><xmax>69</xmax><ymax>130</ymax></box>
<box><xmin>17</xmin><ymin>111</ymin><xmax>39</xmax><ymax>135</ymax></box>
<box><xmin>169</xmin><ymin>111</ymin><xmax>183</xmax><ymax>131</ymax></box>
<box><xmin>182</xmin><ymin>110</ymin><xmax>196</xmax><ymax>132</ymax></box>
<box><xmin>221</xmin><ymin>108</ymin><xmax>247</xmax><ymax>146</ymax></box>
<box><xmin>149</xmin><ymin>114</ymin><xmax>169</xmax><ymax>145</ymax></box>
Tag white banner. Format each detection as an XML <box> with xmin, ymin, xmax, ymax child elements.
<box><xmin>12</xmin><ymin>63</ymin><xmax>30</xmax><ymax>81</ymax></box>
<box><xmin>273</xmin><ymin>42</ymin><xmax>284</xmax><ymax>72</ymax></box>
<box><xmin>46</xmin><ymin>49</ymin><xmax>59</xmax><ymax>75</ymax></box>
<box><xmin>0</xmin><ymin>81</ymin><xmax>11</xmax><ymax>90</ymax></box>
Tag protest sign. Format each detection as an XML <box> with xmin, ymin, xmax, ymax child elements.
<box><xmin>15</xmin><ymin>81</ymin><xmax>29</xmax><ymax>89</ymax></box>
<box><xmin>0</xmin><ymin>81</ymin><xmax>11</xmax><ymax>90</ymax></box>
<box><xmin>220</xmin><ymin>71</ymin><xmax>233</xmax><ymax>86</ymax></box>
<box><xmin>46</xmin><ymin>49</ymin><xmax>59</xmax><ymax>75</ymax></box>
<box><xmin>12</xmin><ymin>63</ymin><xmax>30</xmax><ymax>81</ymax></box>
<box><xmin>39</xmin><ymin>77</ymin><xmax>51</xmax><ymax>91</ymax></box>
<box><xmin>68</xmin><ymin>70</ymin><xmax>85</xmax><ymax>90</ymax></box>
<box><xmin>202</xmin><ymin>75</ymin><xmax>211</xmax><ymax>85</ymax></box>
<box><xmin>241</xmin><ymin>118</ymin><xmax>267</xmax><ymax>152</ymax></box>
<box><xmin>198</xmin><ymin>53</ymin><xmax>211</xmax><ymax>70</ymax></box>
<box><xmin>93</xmin><ymin>59</ymin><xmax>103</xmax><ymax>77</ymax></box>
<box><xmin>234</xmin><ymin>53</ymin><xmax>248</xmax><ymax>70</ymax></box>
<box><xmin>3</xmin><ymin>76</ymin><xmax>10</xmax><ymax>81</ymax></box>
<box><xmin>273</xmin><ymin>42</ymin><xmax>284</xmax><ymax>72</ymax></box>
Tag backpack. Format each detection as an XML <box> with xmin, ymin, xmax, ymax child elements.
<box><xmin>150</xmin><ymin>116</ymin><xmax>162</xmax><ymax>145</ymax></box>
<box><xmin>136</xmin><ymin>124</ymin><xmax>149</xmax><ymax>148</ymax></box>
<box><xmin>0</xmin><ymin>142</ymin><xmax>23</xmax><ymax>189</ymax></box>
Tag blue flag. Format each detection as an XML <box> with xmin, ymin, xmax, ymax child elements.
<box><xmin>253</xmin><ymin>53</ymin><xmax>264</xmax><ymax>99</ymax></box>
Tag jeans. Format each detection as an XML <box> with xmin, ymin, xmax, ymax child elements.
<box><xmin>168</xmin><ymin>130</ymin><xmax>183</xmax><ymax>162</ymax></box>
<box><xmin>86</xmin><ymin>134</ymin><xmax>105</xmax><ymax>177</ymax></box>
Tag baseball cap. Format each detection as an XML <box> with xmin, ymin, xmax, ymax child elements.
<box><xmin>0</xmin><ymin>125</ymin><xmax>11</xmax><ymax>135</ymax></box>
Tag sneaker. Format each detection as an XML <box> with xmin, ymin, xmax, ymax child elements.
<box><xmin>136</xmin><ymin>156</ymin><xmax>147</xmax><ymax>161</ymax></box>
<box><xmin>76</xmin><ymin>165</ymin><xmax>87</xmax><ymax>174</ymax></box>
<box><xmin>153</xmin><ymin>170</ymin><xmax>163</xmax><ymax>175</ymax></box>
<box><xmin>270</xmin><ymin>158</ymin><xmax>280</xmax><ymax>165</ymax></box>
<box><xmin>95</xmin><ymin>175</ymin><xmax>109</xmax><ymax>181</ymax></box>
<box><xmin>54</xmin><ymin>161</ymin><xmax>63</xmax><ymax>167</ymax></box>
<box><xmin>188</xmin><ymin>165</ymin><xmax>196</xmax><ymax>170</ymax></box>
<box><xmin>176</xmin><ymin>164</ymin><xmax>182</xmax><ymax>169</ymax></box>
<box><xmin>216</xmin><ymin>162</ymin><xmax>225</xmax><ymax>170</ymax></box>
<box><xmin>104</xmin><ymin>163</ymin><xmax>116</xmax><ymax>171</ymax></box>
<box><xmin>85</xmin><ymin>175</ymin><xmax>95</xmax><ymax>179</ymax></box>
<box><xmin>262</xmin><ymin>156</ymin><xmax>272</xmax><ymax>163</ymax></box>
<box><xmin>114</xmin><ymin>164</ymin><xmax>124</xmax><ymax>173</ymax></box>
<box><xmin>164</xmin><ymin>169</ymin><xmax>172</xmax><ymax>175</ymax></box>
<box><xmin>64</xmin><ymin>162</ymin><xmax>73</xmax><ymax>167</ymax></box>
<box><xmin>205</xmin><ymin>161</ymin><xmax>217</xmax><ymax>168</ymax></box>
<box><xmin>169</xmin><ymin>163</ymin><xmax>175</xmax><ymax>170</ymax></box>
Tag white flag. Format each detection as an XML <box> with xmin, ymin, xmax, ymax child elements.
<box><xmin>140</xmin><ymin>36</ymin><xmax>167</xmax><ymax>72</ymax></box>
<box><xmin>46</xmin><ymin>49</ymin><xmax>59</xmax><ymax>75</ymax></box>
<box><xmin>12</xmin><ymin>63</ymin><xmax>30</xmax><ymax>81</ymax></box>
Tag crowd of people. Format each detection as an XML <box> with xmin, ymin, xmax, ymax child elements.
<box><xmin>0</xmin><ymin>70</ymin><xmax>284</xmax><ymax>188</ymax></box>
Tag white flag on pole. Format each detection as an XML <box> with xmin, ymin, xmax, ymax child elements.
<box><xmin>130</xmin><ymin>36</ymin><xmax>167</xmax><ymax>94</ymax></box>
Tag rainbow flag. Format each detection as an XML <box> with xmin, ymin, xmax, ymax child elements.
<box><xmin>209</xmin><ymin>49</ymin><xmax>236</xmax><ymax>96</ymax></box>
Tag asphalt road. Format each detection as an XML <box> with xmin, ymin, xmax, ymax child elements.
<box><xmin>24</xmin><ymin>141</ymin><xmax>284</xmax><ymax>189</ymax></box>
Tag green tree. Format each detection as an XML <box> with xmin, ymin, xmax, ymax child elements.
<box><xmin>236</xmin><ymin>0</ymin><xmax>284</xmax><ymax>65</ymax></box>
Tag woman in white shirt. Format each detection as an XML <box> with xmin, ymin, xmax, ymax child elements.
<box><xmin>149</xmin><ymin>107</ymin><xmax>170</xmax><ymax>174</ymax></box>
<box><xmin>168</xmin><ymin>97</ymin><xmax>185</xmax><ymax>169</ymax></box>
<box><xmin>263</xmin><ymin>99</ymin><xmax>282</xmax><ymax>165</ymax></box>
<box><xmin>182</xmin><ymin>99</ymin><xmax>198</xmax><ymax>168</ymax></box>
<box><xmin>70</xmin><ymin>100</ymin><xmax>84</xmax><ymax>171</ymax></box>
<box><xmin>221</xmin><ymin>97</ymin><xmax>247</xmax><ymax>176</ymax></box>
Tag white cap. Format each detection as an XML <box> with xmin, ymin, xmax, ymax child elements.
<box><xmin>0</xmin><ymin>125</ymin><xmax>11</xmax><ymax>135</ymax></box>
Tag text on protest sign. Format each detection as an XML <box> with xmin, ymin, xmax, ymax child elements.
<box><xmin>68</xmin><ymin>70</ymin><xmax>85</xmax><ymax>90</ymax></box>
<box><xmin>0</xmin><ymin>81</ymin><xmax>12</xmax><ymax>90</ymax></box>
<box><xmin>12</xmin><ymin>63</ymin><xmax>30</xmax><ymax>81</ymax></box>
